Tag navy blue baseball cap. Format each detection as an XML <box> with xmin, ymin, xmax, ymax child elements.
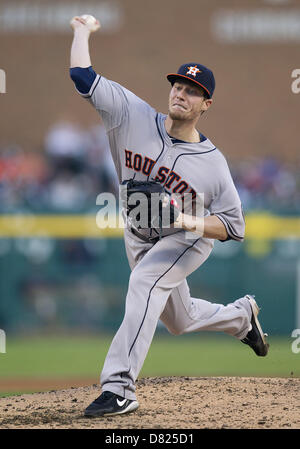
<box><xmin>167</xmin><ymin>63</ymin><xmax>215</xmax><ymax>98</ymax></box>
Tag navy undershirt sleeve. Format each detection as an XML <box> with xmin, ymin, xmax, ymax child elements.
<box><xmin>69</xmin><ymin>66</ymin><xmax>97</xmax><ymax>94</ymax></box>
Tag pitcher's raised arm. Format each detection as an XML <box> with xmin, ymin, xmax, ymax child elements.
<box><xmin>70</xmin><ymin>15</ymin><xmax>100</xmax><ymax>68</ymax></box>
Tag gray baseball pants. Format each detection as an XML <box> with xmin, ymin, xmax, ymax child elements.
<box><xmin>100</xmin><ymin>228</ymin><xmax>252</xmax><ymax>400</ymax></box>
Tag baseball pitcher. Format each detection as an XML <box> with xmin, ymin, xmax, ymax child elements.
<box><xmin>69</xmin><ymin>15</ymin><xmax>269</xmax><ymax>418</ymax></box>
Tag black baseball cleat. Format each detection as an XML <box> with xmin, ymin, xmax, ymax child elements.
<box><xmin>241</xmin><ymin>295</ymin><xmax>269</xmax><ymax>357</ymax></box>
<box><xmin>84</xmin><ymin>391</ymin><xmax>139</xmax><ymax>418</ymax></box>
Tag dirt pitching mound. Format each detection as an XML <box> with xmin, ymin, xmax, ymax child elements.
<box><xmin>0</xmin><ymin>376</ymin><xmax>299</xmax><ymax>429</ymax></box>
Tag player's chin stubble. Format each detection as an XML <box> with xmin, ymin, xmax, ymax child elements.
<box><xmin>168</xmin><ymin>110</ymin><xmax>184</xmax><ymax>121</ymax></box>
<box><xmin>168</xmin><ymin>108</ymin><xmax>198</xmax><ymax>122</ymax></box>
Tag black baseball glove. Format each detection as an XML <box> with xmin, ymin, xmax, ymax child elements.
<box><xmin>120</xmin><ymin>179</ymin><xmax>180</xmax><ymax>231</ymax></box>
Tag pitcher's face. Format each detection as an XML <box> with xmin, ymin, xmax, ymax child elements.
<box><xmin>168</xmin><ymin>80</ymin><xmax>212</xmax><ymax>121</ymax></box>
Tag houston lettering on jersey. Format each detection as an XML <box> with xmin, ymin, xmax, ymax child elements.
<box><xmin>125</xmin><ymin>149</ymin><xmax>156</xmax><ymax>175</ymax></box>
<box><xmin>124</xmin><ymin>149</ymin><xmax>196</xmax><ymax>198</ymax></box>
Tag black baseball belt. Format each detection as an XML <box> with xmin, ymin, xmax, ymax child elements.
<box><xmin>130</xmin><ymin>227</ymin><xmax>160</xmax><ymax>244</ymax></box>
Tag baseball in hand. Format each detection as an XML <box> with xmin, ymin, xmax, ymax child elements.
<box><xmin>80</xmin><ymin>15</ymin><xmax>100</xmax><ymax>32</ymax></box>
<box><xmin>70</xmin><ymin>15</ymin><xmax>101</xmax><ymax>32</ymax></box>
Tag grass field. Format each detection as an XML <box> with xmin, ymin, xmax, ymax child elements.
<box><xmin>0</xmin><ymin>333</ymin><xmax>299</xmax><ymax>397</ymax></box>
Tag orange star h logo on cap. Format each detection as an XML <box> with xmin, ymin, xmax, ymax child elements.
<box><xmin>186</xmin><ymin>66</ymin><xmax>201</xmax><ymax>77</ymax></box>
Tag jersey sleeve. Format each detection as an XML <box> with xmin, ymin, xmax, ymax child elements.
<box><xmin>209</xmin><ymin>165</ymin><xmax>245</xmax><ymax>243</ymax></box>
<box><xmin>70</xmin><ymin>66</ymin><xmax>97</xmax><ymax>94</ymax></box>
<box><xmin>70</xmin><ymin>67</ymin><xmax>142</xmax><ymax>131</ymax></box>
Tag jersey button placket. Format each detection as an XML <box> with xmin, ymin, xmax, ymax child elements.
<box><xmin>165</xmin><ymin>144</ymin><xmax>174</xmax><ymax>164</ymax></box>
<box><xmin>166</xmin><ymin>153</ymin><xmax>172</xmax><ymax>163</ymax></box>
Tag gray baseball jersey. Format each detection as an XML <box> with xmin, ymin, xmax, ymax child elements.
<box><xmin>79</xmin><ymin>74</ymin><xmax>245</xmax><ymax>242</ymax></box>
<box><xmin>73</xmin><ymin>72</ymin><xmax>251</xmax><ymax>401</ymax></box>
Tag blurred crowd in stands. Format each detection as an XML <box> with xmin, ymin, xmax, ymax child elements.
<box><xmin>0</xmin><ymin>121</ymin><xmax>118</xmax><ymax>213</ymax></box>
<box><xmin>231</xmin><ymin>157</ymin><xmax>299</xmax><ymax>213</ymax></box>
<box><xmin>0</xmin><ymin>120</ymin><xmax>299</xmax><ymax>214</ymax></box>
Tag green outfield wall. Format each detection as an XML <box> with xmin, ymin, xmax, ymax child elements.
<box><xmin>0</xmin><ymin>212</ymin><xmax>299</xmax><ymax>336</ymax></box>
